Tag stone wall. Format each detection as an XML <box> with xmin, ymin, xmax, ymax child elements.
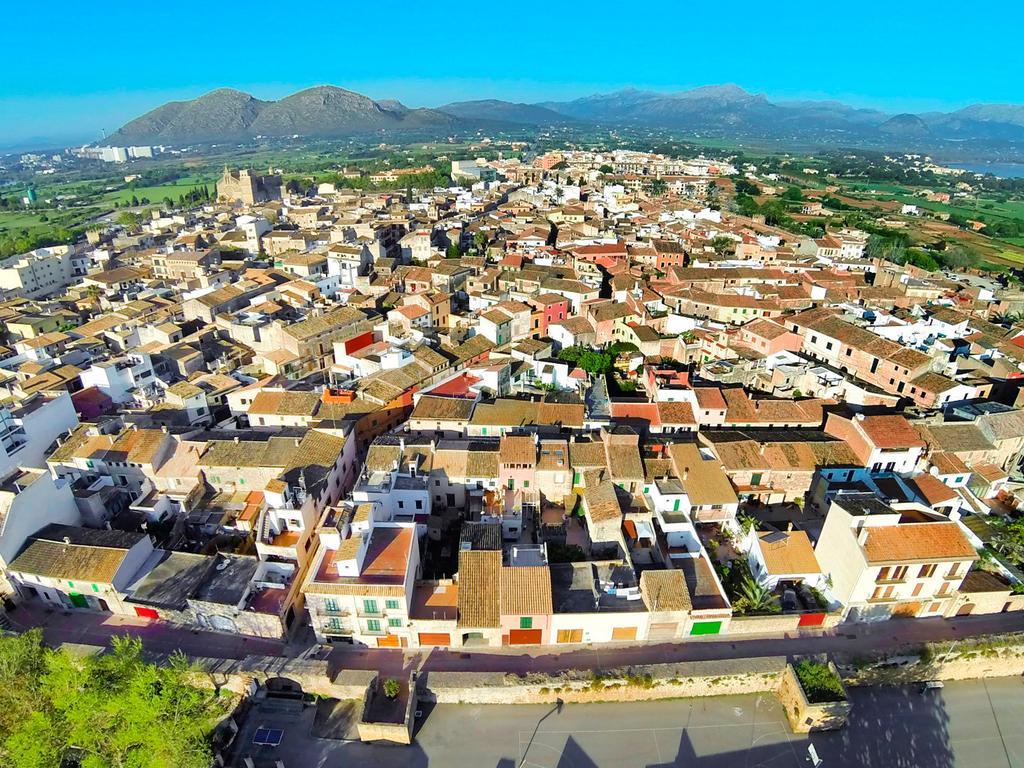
<box><xmin>840</xmin><ymin>638</ymin><xmax>1024</xmax><ymax>687</ymax></box>
<box><xmin>416</xmin><ymin>657</ymin><xmax>788</xmax><ymax>705</ymax></box>
<box><xmin>726</xmin><ymin>612</ymin><xmax>842</xmax><ymax>635</ymax></box>
<box><xmin>357</xmin><ymin>675</ymin><xmax>416</xmax><ymax>745</ymax></box>
<box><xmin>778</xmin><ymin>661</ymin><xmax>851</xmax><ymax>733</ymax></box>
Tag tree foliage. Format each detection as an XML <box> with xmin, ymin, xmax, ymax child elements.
<box><xmin>0</xmin><ymin>632</ymin><xmax>228</xmax><ymax>768</ymax></box>
<box><xmin>793</xmin><ymin>659</ymin><xmax>845</xmax><ymax>703</ymax></box>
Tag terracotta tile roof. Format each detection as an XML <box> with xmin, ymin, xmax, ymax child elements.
<box><xmin>411</xmin><ymin>395</ymin><xmax>476</xmax><ymax>422</ymax></box>
<box><xmin>694</xmin><ymin>387</ymin><xmax>727</xmax><ymax>410</ymax></box>
<box><xmin>668</xmin><ymin>443</ymin><xmax>738</xmax><ymax>506</ymax></box>
<box><xmin>861</xmin><ymin>522</ymin><xmax>977</xmax><ymax>564</ymax></box>
<box><xmin>9</xmin><ymin>524</ymin><xmax>144</xmax><ymax>583</ymax></box>
<box><xmin>499</xmin><ymin>566</ymin><xmax>553</xmax><ymax>617</ymax></box>
<box><xmin>640</xmin><ymin>569</ymin><xmax>692</xmax><ymax>612</ymax></box>
<box><xmin>249</xmin><ymin>390</ymin><xmax>320</xmax><ymax>417</ymax></box>
<box><xmin>581</xmin><ymin>470</ymin><xmax>621</xmax><ymax>523</ymax></box>
<box><xmin>859</xmin><ymin>415</ymin><xmax>926</xmax><ymax>450</ymax></box>
<box><xmin>457</xmin><ymin>549</ymin><xmax>502</xmax><ymax>627</ymax></box>
<box><xmin>757</xmin><ymin>530</ymin><xmax>821</xmax><ymax>576</ymax></box>
<box><xmin>909</xmin><ymin>473</ymin><xmax>959</xmax><ymax>506</ymax></box>
<box><xmin>500</xmin><ymin>435</ymin><xmax>536</xmax><ymax>466</ymax></box>
<box><xmin>657</xmin><ymin>401</ymin><xmax>696</xmax><ymax>425</ymax></box>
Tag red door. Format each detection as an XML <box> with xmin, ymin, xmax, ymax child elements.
<box><xmin>798</xmin><ymin>612</ymin><xmax>825</xmax><ymax>627</ymax></box>
<box><xmin>508</xmin><ymin>629</ymin><xmax>542</xmax><ymax>645</ymax></box>
<box><xmin>134</xmin><ymin>606</ymin><xmax>159</xmax><ymax>620</ymax></box>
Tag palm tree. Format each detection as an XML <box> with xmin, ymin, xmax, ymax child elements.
<box><xmin>736</xmin><ymin>511</ymin><xmax>759</xmax><ymax>536</ymax></box>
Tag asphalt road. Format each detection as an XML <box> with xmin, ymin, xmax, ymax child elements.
<box><xmin>235</xmin><ymin>678</ymin><xmax>1024</xmax><ymax>767</ymax></box>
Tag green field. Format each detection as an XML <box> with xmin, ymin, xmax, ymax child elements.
<box><xmin>102</xmin><ymin>175</ymin><xmax>216</xmax><ymax>205</ymax></box>
<box><xmin>0</xmin><ymin>206</ymin><xmax>102</xmax><ymax>237</ymax></box>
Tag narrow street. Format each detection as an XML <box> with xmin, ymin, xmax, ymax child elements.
<box><xmin>12</xmin><ymin>600</ymin><xmax>1024</xmax><ymax>673</ymax></box>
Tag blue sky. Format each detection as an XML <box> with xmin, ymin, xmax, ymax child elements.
<box><xmin>2</xmin><ymin>0</ymin><xmax>1022</xmax><ymax>146</ymax></box>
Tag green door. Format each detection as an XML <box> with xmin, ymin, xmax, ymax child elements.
<box><xmin>69</xmin><ymin>593</ymin><xmax>88</xmax><ymax>608</ymax></box>
<box><xmin>690</xmin><ymin>621</ymin><xmax>722</xmax><ymax>636</ymax></box>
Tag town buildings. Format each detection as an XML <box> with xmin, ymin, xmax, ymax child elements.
<box><xmin>0</xmin><ymin>150</ymin><xmax>1021</xmax><ymax>652</ymax></box>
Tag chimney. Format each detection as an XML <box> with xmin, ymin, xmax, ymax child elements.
<box><xmin>683</xmin><ymin>466</ymin><xmax>689</xmax><ymax>481</ymax></box>
<box><xmin>161</xmin><ymin>425</ymin><xmax>168</xmax><ymax>434</ymax></box>
<box><xmin>857</xmin><ymin>526</ymin><xmax>869</xmax><ymax>546</ymax></box>
<box><xmin>786</xmin><ymin>521</ymin><xmax>793</xmax><ymax>532</ymax></box>
<box><xmin>295</xmin><ymin>438</ymin><xmax>301</xmax><ymax>447</ymax></box>
<box><xmin>233</xmin><ymin>436</ymin><xmax>240</xmax><ymax>444</ymax></box>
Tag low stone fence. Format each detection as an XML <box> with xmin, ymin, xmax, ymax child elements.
<box><xmin>417</xmin><ymin>656</ymin><xmax>788</xmax><ymax>705</ymax></box>
<box><xmin>840</xmin><ymin>634</ymin><xmax>1024</xmax><ymax>687</ymax></box>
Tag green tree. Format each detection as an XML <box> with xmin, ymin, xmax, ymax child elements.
<box><xmin>116</xmin><ymin>211</ymin><xmax>142</xmax><ymax>232</ymax></box>
<box><xmin>939</xmin><ymin>244</ymin><xmax>979</xmax><ymax>270</ymax></box>
<box><xmin>781</xmin><ymin>186</ymin><xmax>804</xmax><ymax>202</ymax></box>
<box><xmin>0</xmin><ymin>634</ymin><xmax>228</xmax><ymax>768</ymax></box>
<box><xmin>710</xmin><ymin>235</ymin><xmax>735</xmax><ymax>255</ymax></box>
<box><xmin>991</xmin><ymin>516</ymin><xmax>1024</xmax><ymax>565</ymax></box>
<box><xmin>599</xmin><ymin>164</ymin><xmax>613</xmax><ymax>174</ymax></box>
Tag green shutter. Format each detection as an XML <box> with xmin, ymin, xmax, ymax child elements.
<box><xmin>690</xmin><ymin>621</ymin><xmax>722</xmax><ymax>636</ymax></box>
<box><xmin>388</xmin><ymin>618</ymin><xmax>402</xmax><ymax>628</ymax></box>
<box><xmin>69</xmin><ymin>593</ymin><xmax>88</xmax><ymax>608</ymax></box>
<box><xmin>385</xmin><ymin>599</ymin><xmax>400</xmax><ymax>610</ymax></box>
<box><xmin>520</xmin><ymin>616</ymin><xmax>532</xmax><ymax>629</ymax></box>
<box><xmin>367</xmin><ymin>619</ymin><xmax>381</xmax><ymax>632</ymax></box>
<box><xmin>363</xmin><ymin>599</ymin><xmax>378</xmax><ymax>614</ymax></box>
<box><xmin>573</xmin><ymin>471</ymin><xmax>581</xmax><ymax>485</ymax></box>
<box><xmin>673</xmin><ymin>499</ymin><xmax>680</xmax><ymax>512</ymax></box>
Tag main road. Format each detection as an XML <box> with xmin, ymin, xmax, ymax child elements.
<box><xmin>236</xmin><ymin>677</ymin><xmax>1024</xmax><ymax>767</ymax></box>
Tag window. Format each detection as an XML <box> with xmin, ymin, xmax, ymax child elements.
<box><xmin>519</xmin><ymin>617</ymin><xmax>533</xmax><ymax>629</ymax></box>
<box><xmin>523</xmin><ymin>480</ymin><xmax>530</xmax><ymax>488</ymax></box>
<box><xmin>363</xmin><ymin>599</ymin><xmax>379</xmax><ymax>615</ymax></box>
<box><xmin>366</xmin><ymin>619</ymin><xmax>381</xmax><ymax>633</ymax></box>
<box><xmin>385</xmin><ymin>599</ymin><xmax>400</xmax><ymax>610</ymax></box>
<box><xmin>327</xmin><ymin>617</ymin><xmax>342</xmax><ymax>631</ymax></box>
<box><xmin>388</xmin><ymin>618</ymin><xmax>402</xmax><ymax>628</ymax></box>
<box><xmin>918</xmin><ymin>564</ymin><xmax>937</xmax><ymax>579</ymax></box>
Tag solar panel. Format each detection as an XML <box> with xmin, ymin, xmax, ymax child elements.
<box><xmin>253</xmin><ymin>727</ymin><xmax>284</xmax><ymax>746</ymax></box>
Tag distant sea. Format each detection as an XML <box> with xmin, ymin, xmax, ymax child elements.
<box><xmin>948</xmin><ymin>162</ymin><xmax>1024</xmax><ymax>179</ymax></box>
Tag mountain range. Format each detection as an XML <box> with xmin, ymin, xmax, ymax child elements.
<box><xmin>107</xmin><ymin>83</ymin><xmax>1024</xmax><ymax>149</ymax></box>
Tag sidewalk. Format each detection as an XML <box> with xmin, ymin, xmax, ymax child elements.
<box><xmin>9</xmin><ymin>602</ymin><xmax>286</xmax><ymax>659</ymax></box>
